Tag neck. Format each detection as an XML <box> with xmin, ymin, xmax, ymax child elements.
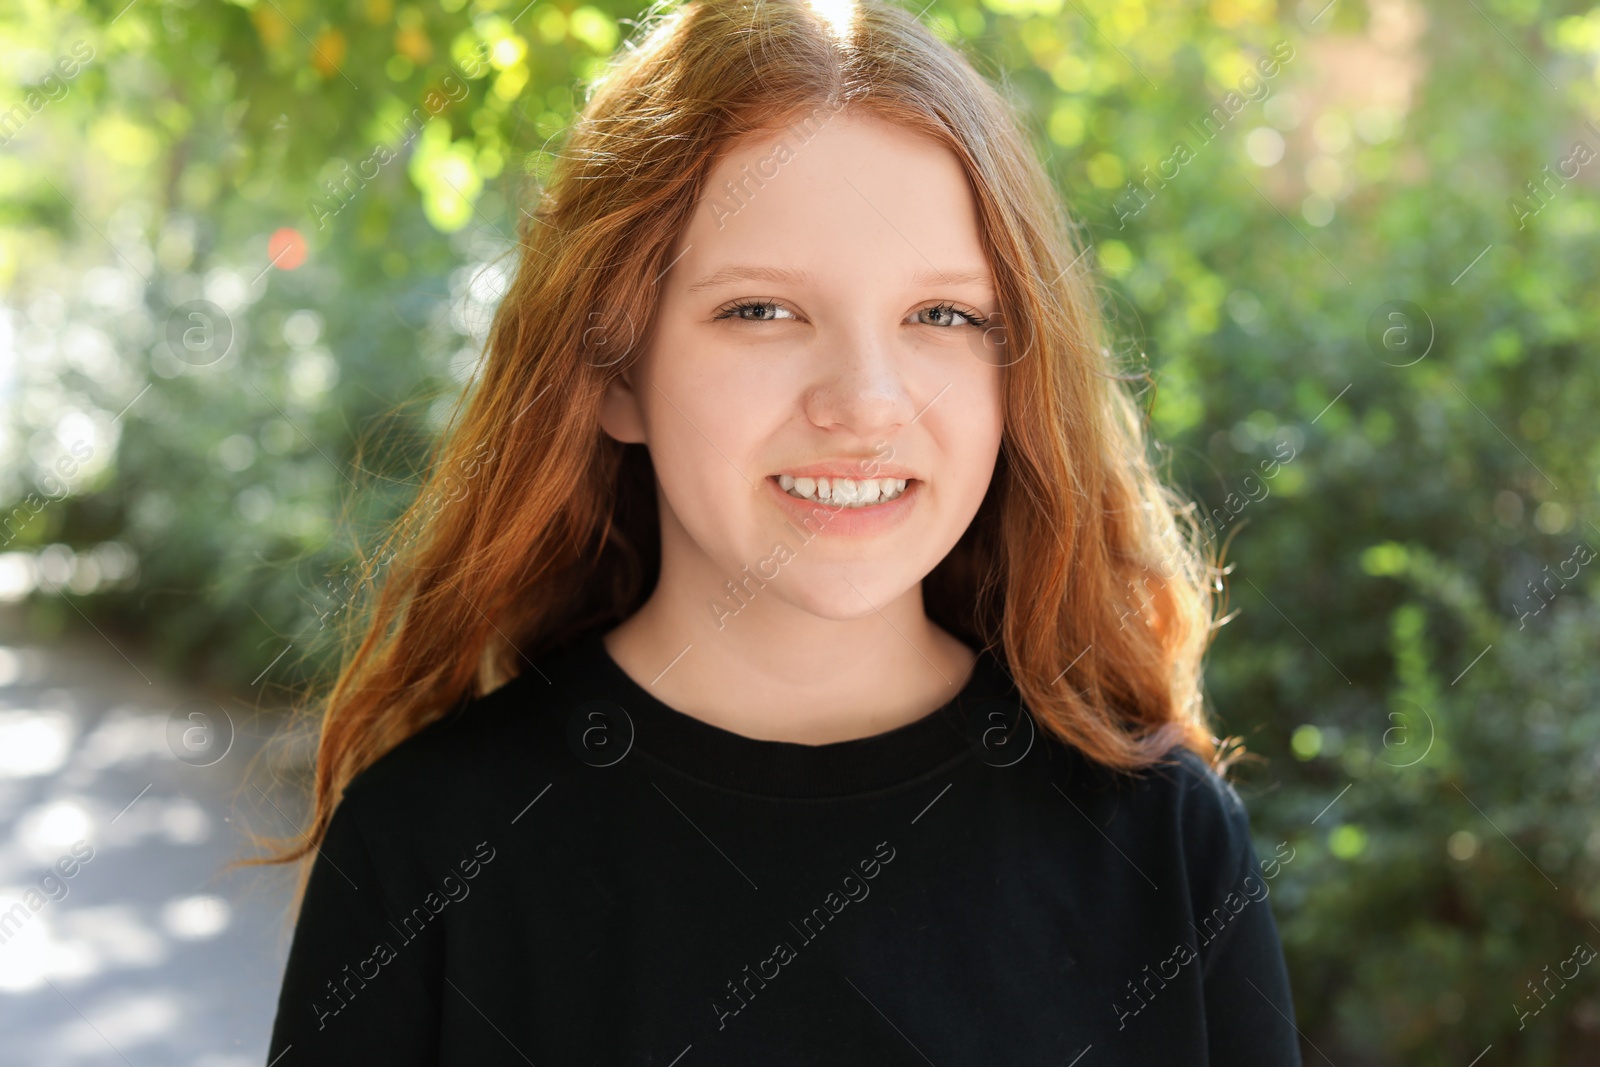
<box><xmin>603</xmin><ymin>548</ymin><xmax>975</xmax><ymax>745</ymax></box>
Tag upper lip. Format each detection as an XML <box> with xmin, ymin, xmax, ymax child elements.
<box><xmin>770</xmin><ymin>460</ymin><xmax>918</xmax><ymax>482</ymax></box>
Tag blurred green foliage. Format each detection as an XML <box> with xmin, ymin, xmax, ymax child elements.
<box><xmin>2</xmin><ymin>0</ymin><xmax>1597</xmax><ymax>1060</ymax></box>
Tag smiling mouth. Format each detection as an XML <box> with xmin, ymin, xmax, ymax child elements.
<box><xmin>772</xmin><ymin>474</ymin><xmax>912</xmax><ymax>508</ymax></box>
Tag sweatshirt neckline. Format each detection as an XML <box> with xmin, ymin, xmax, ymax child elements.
<box><xmin>553</xmin><ymin>623</ymin><xmax>1015</xmax><ymax>799</ymax></box>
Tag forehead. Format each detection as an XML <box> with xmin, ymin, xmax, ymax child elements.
<box><xmin>668</xmin><ymin>111</ymin><xmax>994</xmax><ymax>295</ymax></box>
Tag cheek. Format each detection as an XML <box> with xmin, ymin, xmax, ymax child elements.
<box><xmin>649</xmin><ymin>362</ymin><xmax>763</xmax><ymax>476</ymax></box>
<box><xmin>641</xmin><ymin>341</ymin><xmax>780</xmax><ymax>530</ymax></box>
<box><xmin>948</xmin><ymin>360</ymin><xmax>1005</xmax><ymax>478</ymax></box>
<box><xmin>934</xmin><ymin>375</ymin><xmax>1004</xmax><ymax>530</ymax></box>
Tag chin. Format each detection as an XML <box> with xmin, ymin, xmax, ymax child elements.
<box><xmin>773</xmin><ymin>572</ymin><xmax>923</xmax><ymax>622</ymax></box>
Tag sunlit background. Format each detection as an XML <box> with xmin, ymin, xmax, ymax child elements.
<box><xmin>2</xmin><ymin>0</ymin><xmax>1598</xmax><ymax>1062</ymax></box>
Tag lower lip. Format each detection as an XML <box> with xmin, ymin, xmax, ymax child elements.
<box><xmin>765</xmin><ymin>476</ymin><xmax>920</xmax><ymax>536</ymax></box>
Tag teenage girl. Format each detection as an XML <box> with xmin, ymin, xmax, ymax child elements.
<box><xmin>261</xmin><ymin>0</ymin><xmax>1301</xmax><ymax>1062</ymax></box>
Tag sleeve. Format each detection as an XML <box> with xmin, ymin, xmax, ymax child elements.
<box><xmin>1178</xmin><ymin>759</ymin><xmax>1303</xmax><ymax>1067</ymax></box>
<box><xmin>265</xmin><ymin>789</ymin><xmax>442</xmax><ymax>1066</ymax></box>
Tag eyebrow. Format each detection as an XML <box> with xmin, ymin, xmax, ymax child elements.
<box><xmin>684</xmin><ymin>264</ymin><xmax>995</xmax><ymax>293</ymax></box>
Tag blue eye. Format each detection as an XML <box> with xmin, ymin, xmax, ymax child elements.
<box><xmin>713</xmin><ymin>299</ymin><xmax>796</xmax><ymax>322</ymax></box>
<box><xmin>917</xmin><ymin>301</ymin><xmax>988</xmax><ymax>328</ymax></box>
<box><xmin>711</xmin><ymin>298</ymin><xmax>989</xmax><ymax>327</ymax></box>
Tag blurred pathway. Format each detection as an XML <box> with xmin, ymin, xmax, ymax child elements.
<box><xmin>0</xmin><ymin>609</ymin><xmax>311</xmax><ymax>1067</ymax></box>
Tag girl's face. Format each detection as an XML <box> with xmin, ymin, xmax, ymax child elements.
<box><xmin>599</xmin><ymin>110</ymin><xmax>1005</xmax><ymax>625</ymax></box>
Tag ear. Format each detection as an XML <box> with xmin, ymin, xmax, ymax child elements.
<box><xmin>598</xmin><ymin>367</ymin><xmax>647</xmax><ymax>444</ymax></box>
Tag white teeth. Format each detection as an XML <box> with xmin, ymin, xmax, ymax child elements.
<box><xmin>775</xmin><ymin>475</ymin><xmax>909</xmax><ymax>507</ymax></box>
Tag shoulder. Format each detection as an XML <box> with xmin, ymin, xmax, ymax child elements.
<box><xmin>1148</xmin><ymin>746</ymin><xmax>1251</xmax><ymax>829</ymax></box>
<box><xmin>335</xmin><ymin>661</ymin><xmax>577</xmax><ymax>834</ymax></box>
<box><xmin>1157</xmin><ymin>747</ymin><xmax>1256</xmax><ymax>873</ymax></box>
<box><xmin>1129</xmin><ymin>746</ymin><xmax>1270</xmax><ymax>923</ymax></box>
<box><xmin>1056</xmin><ymin>741</ymin><xmax>1258</xmax><ymax>881</ymax></box>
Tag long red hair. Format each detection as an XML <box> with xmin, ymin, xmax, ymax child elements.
<box><xmin>244</xmin><ymin>0</ymin><xmax>1240</xmax><ymax>909</ymax></box>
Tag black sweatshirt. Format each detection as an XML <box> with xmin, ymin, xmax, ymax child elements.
<box><xmin>266</xmin><ymin>622</ymin><xmax>1303</xmax><ymax>1065</ymax></box>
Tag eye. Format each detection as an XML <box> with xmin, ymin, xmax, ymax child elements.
<box><xmin>709</xmin><ymin>297</ymin><xmax>990</xmax><ymax>328</ymax></box>
<box><xmin>914</xmin><ymin>301</ymin><xmax>989</xmax><ymax>328</ymax></box>
<box><xmin>712</xmin><ymin>298</ymin><xmax>798</xmax><ymax>322</ymax></box>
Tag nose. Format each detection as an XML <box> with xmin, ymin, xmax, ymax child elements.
<box><xmin>802</xmin><ymin>318</ymin><xmax>919</xmax><ymax>437</ymax></box>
